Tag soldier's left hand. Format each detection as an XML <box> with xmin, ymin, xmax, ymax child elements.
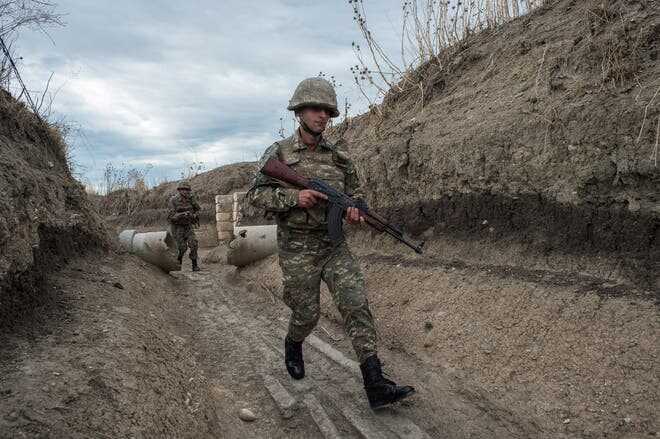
<box><xmin>346</xmin><ymin>207</ymin><xmax>364</xmax><ymax>225</ymax></box>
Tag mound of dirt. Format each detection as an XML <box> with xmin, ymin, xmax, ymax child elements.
<box><xmin>100</xmin><ymin>162</ymin><xmax>257</xmax><ymax>247</ymax></box>
<box><xmin>0</xmin><ymin>254</ymin><xmax>220</xmax><ymax>438</ymax></box>
<box><xmin>100</xmin><ymin>162</ymin><xmax>256</xmax><ymax>219</ymax></box>
<box><xmin>0</xmin><ymin>89</ymin><xmax>109</xmax><ymax>331</ymax></box>
<box><xmin>332</xmin><ymin>0</ymin><xmax>659</xmax><ymax>287</ymax></box>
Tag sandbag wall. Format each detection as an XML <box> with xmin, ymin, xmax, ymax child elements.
<box><xmin>215</xmin><ymin>194</ymin><xmax>234</xmax><ymax>241</ymax></box>
<box><xmin>215</xmin><ymin>191</ymin><xmax>249</xmax><ymax>242</ymax></box>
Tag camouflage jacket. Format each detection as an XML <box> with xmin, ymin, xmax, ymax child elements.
<box><xmin>167</xmin><ymin>193</ymin><xmax>201</xmax><ymax>226</ymax></box>
<box><xmin>246</xmin><ymin>131</ymin><xmax>362</xmax><ymax>234</ymax></box>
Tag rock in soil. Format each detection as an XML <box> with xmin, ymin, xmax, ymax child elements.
<box><xmin>238</xmin><ymin>408</ymin><xmax>258</xmax><ymax>422</ymax></box>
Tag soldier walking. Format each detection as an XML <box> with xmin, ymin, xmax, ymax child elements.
<box><xmin>247</xmin><ymin>77</ymin><xmax>414</xmax><ymax>409</ymax></box>
<box><xmin>167</xmin><ymin>181</ymin><xmax>201</xmax><ymax>272</ymax></box>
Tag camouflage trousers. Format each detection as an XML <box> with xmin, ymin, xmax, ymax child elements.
<box><xmin>171</xmin><ymin>224</ymin><xmax>198</xmax><ymax>261</ymax></box>
<box><xmin>277</xmin><ymin>230</ymin><xmax>377</xmax><ymax>363</ymax></box>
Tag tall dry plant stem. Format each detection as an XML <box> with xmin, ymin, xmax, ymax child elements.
<box><xmin>0</xmin><ymin>1</ymin><xmax>63</xmax><ymax>119</ymax></box>
<box><xmin>636</xmin><ymin>85</ymin><xmax>660</xmax><ymax>145</ymax></box>
<box><xmin>653</xmin><ymin>116</ymin><xmax>659</xmax><ymax>167</ymax></box>
<box><xmin>350</xmin><ymin>0</ymin><xmax>544</xmax><ymax>100</ymax></box>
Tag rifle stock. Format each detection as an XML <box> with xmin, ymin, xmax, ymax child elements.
<box><xmin>261</xmin><ymin>158</ymin><xmax>310</xmax><ymax>188</ymax></box>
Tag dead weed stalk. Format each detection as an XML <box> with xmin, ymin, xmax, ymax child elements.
<box><xmin>349</xmin><ymin>0</ymin><xmax>545</xmax><ymax>106</ymax></box>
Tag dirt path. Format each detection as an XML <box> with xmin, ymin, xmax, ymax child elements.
<box><xmin>178</xmin><ymin>255</ymin><xmax>539</xmax><ymax>439</ymax></box>
<box><xmin>3</xmin><ymin>246</ymin><xmax>653</xmax><ymax>438</ymax></box>
<box><xmin>1</xmin><ymin>249</ymin><xmax>538</xmax><ymax>438</ymax></box>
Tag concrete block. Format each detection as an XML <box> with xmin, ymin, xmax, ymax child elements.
<box><xmin>233</xmin><ymin>191</ymin><xmax>247</xmax><ymax>202</ymax></box>
<box><xmin>217</xmin><ymin>221</ymin><xmax>234</xmax><ymax>232</ymax></box>
<box><xmin>215</xmin><ymin>194</ymin><xmax>233</xmax><ymax>205</ymax></box>
<box><xmin>216</xmin><ymin>212</ymin><xmax>232</xmax><ymax>222</ymax></box>
<box><xmin>217</xmin><ymin>231</ymin><xmax>233</xmax><ymax>241</ymax></box>
<box><xmin>215</xmin><ymin>202</ymin><xmax>233</xmax><ymax>213</ymax></box>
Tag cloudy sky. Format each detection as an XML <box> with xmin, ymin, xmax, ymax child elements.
<box><xmin>13</xmin><ymin>0</ymin><xmax>405</xmax><ymax>189</ymax></box>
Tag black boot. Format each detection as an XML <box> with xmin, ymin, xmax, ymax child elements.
<box><xmin>177</xmin><ymin>250</ymin><xmax>184</xmax><ymax>265</ymax></box>
<box><xmin>360</xmin><ymin>355</ymin><xmax>415</xmax><ymax>409</ymax></box>
<box><xmin>284</xmin><ymin>336</ymin><xmax>305</xmax><ymax>380</ymax></box>
<box><xmin>191</xmin><ymin>259</ymin><xmax>200</xmax><ymax>272</ymax></box>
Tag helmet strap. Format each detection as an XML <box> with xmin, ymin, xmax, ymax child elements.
<box><xmin>297</xmin><ymin>114</ymin><xmax>323</xmax><ymax>141</ymax></box>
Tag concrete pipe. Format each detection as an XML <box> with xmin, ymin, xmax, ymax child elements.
<box><xmin>226</xmin><ymin>225</ymin><xmax>278</xmax><ymax>267</ymax></box>
<box><xmin>118</xmin><ymin>229</ymin><xmax>182</xmax><ymax>273</ymax></box>
<box><xmin>118</xmin><ymin>229</ymin><xmax>137</xmax><ymax>252</ymax></box>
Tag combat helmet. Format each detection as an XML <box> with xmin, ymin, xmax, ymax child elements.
<box><xmin>177</xmin><ymin>180</ymin><xmax>191</xmax><ymax>191</ymax></box>
<box><xmin>287</xmin><ymin>77</ymin><xmax>339</xmax><ymax>118</ymax></box>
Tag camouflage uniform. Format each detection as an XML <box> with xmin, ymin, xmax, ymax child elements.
<box><xmin>247</xmin><ymin>131</ymin><xmax>377</xmax><ymax>363</ymax></box>
<box><xmin>167</xmin><ymin>192</ymin><xmax>200</xmax><ymax>261</ymax></box>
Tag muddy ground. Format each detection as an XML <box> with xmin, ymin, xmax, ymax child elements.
<box><xmin>241</xmin><ymin>231</ymin><xmax>659</xmax><ymax>439</ymax></box>
<box><xmin>0</xmin><ymin>245</ymin><xmax>541</xmax><ymax>439</ymax></box>
<box><xmin>2</xmin><ymin>233</ymin><xmax>654</xmax><ymax>438</ymax></box>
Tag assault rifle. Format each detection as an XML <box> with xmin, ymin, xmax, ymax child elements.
<box><xmin>261</xmin><ymin>158</ymin><xmax>424</xmax><ymax>254</ymax></box>
<box><xmin>174</xmin><ymin>206</ymin><xmax>200</xmax><ymax>227</ymax></box>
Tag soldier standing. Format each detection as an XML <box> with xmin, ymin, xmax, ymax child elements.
<box><xmin>247</xmin><ymin>77</ymin><xmax>414</xmax><ymax>409</ymax></box>
<box><xmin>167</xmin><ymin>181</ymin><xmax>201</xmax><ymax>272</ymax></box>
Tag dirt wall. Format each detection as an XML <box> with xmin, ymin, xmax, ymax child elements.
<box><xmin>331</xmin><ymin>0</ymin><xmax>659</xmax><ymax>288</ymax></box>
<box><xmin>0</xmin><ymin>89</ymin><xmax>109</xmax><ymax>330</ymax></box>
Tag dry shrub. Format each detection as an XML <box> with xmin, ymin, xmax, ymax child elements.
<box><xmin>349</xmin><ymin>0</ymin><xmax>546</xmax><ymax>105</ymax></box>
<box><xmin>97</xmin><ymin>163</ymin><xmax>152</xmax><ymax>216</ymax></box>
<box><xmin>0</xmin><ymin>1</ymin><xmax>63</xmax><ymax>118</ymax></box>
<box><xmin>581</xmin><ymin>1</ymin><xmax>651</xmax><ymax>87</ymax></box>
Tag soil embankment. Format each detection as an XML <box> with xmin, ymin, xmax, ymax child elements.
<box><xmin>332</xmin><ymin>0</ymin><xmax>659</xmax><ymax>289</ymax></box>
<box><xmin>0</xmin><ymin>89</ymin><xmax>109</xmax><ymax>331</ymax></box>
<box><xmin>100</xmin><ymin>162</ymin><xmax>256</xmax><ymax>246</ymax></box>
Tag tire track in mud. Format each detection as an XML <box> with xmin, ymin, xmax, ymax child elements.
<box><xmin>171</xmin><ymin>273</ymin><xmax>320</xmax><ymax>439</ymax></box>
<box><xmin>177</xmin><ymin>265</ymin><xmax>537</xmax><ymax>439</ymax></box>
<box><xmin>180</xmin><ymin>270</ymin><xmax>435</xmax><ymax>438</ymax></box>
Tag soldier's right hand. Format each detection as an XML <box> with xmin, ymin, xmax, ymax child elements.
<box><xmin>298</xmin><ymin>190</ymin><xmax>327</xmax><ymax>208</ymax></box>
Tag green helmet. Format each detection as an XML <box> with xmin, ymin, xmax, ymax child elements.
<box><xmin>287</xmin><ymin>77</ymin><xmax>339</xmax><ymax>118</ymax></box>
<box><xmin>177</xmin><ymin>181</ymin><xmax>191</xmax><ymax>191</ymax></box>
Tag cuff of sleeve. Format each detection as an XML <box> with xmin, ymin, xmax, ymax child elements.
<box><xmin>283</xmin><ymin>188</ymin><xmax>299</xmax><ymax>208</ymax></box>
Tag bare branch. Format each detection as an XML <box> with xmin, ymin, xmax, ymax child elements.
<box><xmin>350</xmin><ymin>0</ymin><xmax>542</xmax><ymax>100</ymax></box>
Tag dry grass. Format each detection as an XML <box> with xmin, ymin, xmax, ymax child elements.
<box><xmin>349</xmin><ymin>0</ymin><xmax>546</xmax><ymax>103</ymax></box>
<box><xmin>0</xmin><ymin>1</ymin><xmax>63</xmax><ymax>119</ymax></box>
